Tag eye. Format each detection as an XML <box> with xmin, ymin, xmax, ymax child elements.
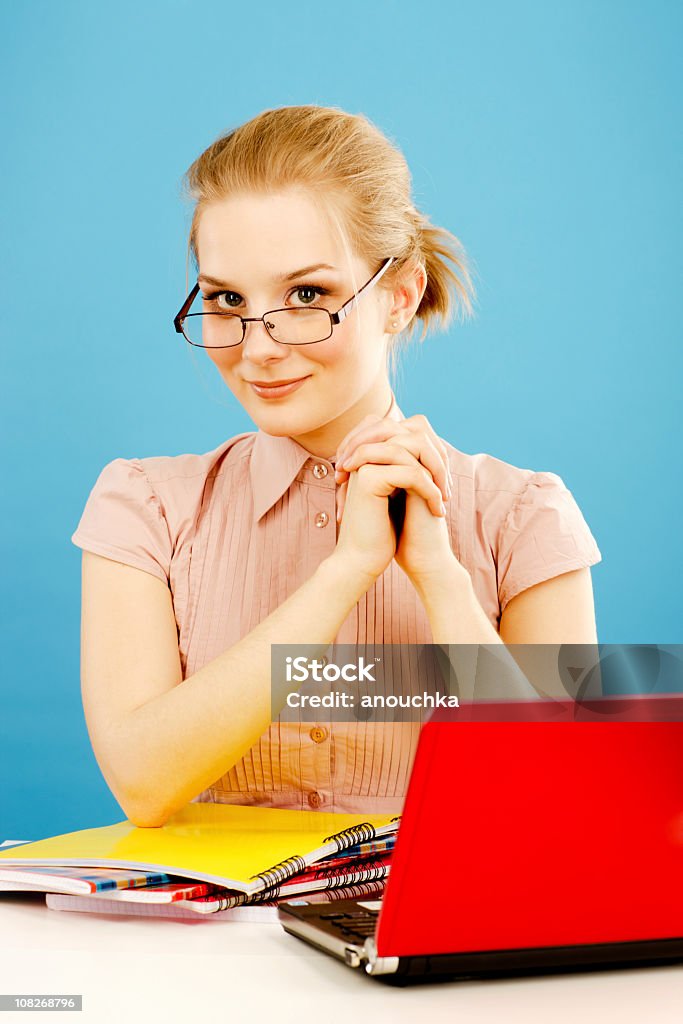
<box><xmin>201</xmin><ymin>291</ymin><xmax>242</xmax><ymax>311</ymax></box>
<box><xmin>200</xmin><ymin>284</ymin><xmax>330</xmax><ymax>311</ymax></box>
<box><xmin>290</xmin><ymin>285</ymin><xmax>328</xmax><ymax>306</ymax></box>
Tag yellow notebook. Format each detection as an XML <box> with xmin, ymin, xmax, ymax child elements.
<box><xmin>0</xmin><ymin>804</ymin><xmax>400</xmax><ymax>895</ymax></box>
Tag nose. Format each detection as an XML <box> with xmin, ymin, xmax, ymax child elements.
<box><xmin>240</xmin><ymin>316</ymin><xmax>288</xmax><ymax>363</ymax></box>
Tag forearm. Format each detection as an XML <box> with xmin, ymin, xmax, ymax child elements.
<box><xmin>411</xmin><ymin>561</ymin><xmax>503</xmax><ymax>645</ymax></box>
<box><xmin>410</xmin><ymin>561</ymin><xmax>542</xmax><ymax>702</ymax></box>
<box><xmin>110</xmin><ymin>555</ymin><xmax>372</xmax><ymax>827</ymax></box>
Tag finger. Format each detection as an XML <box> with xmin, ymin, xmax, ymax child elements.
<box><xmin>341</xmin><ymin>442</ymin><xmax>420</xmax><ymax>475</ymax></box>
<box><xmin>402</xmin><ymin>415</ymin><xmax>453</xmax><ymax>495</ymax></box>
<box><xmin>336</xmin><ymin>479</ymin><xmax>348</xmax><ymax>523</ymax></box>
<box><xmin>356</xmin><ymin>463</ymin><xmax>446</xmax><ymax>517</ymax></box>
<box><xmin>334</xmin><ymin>414</ymin><xmax>391</xmax><ymax>467</ymax></box>
<box><xmin>335</xmin><ymin>423</ymin><xmax>412</xmax><ymax>480</ymax></box>
<box><xmin>339</xmin><ymin>435</ymin><xmax>450</xmax><ymax>502</ymax></box>
<box><xmin>334</xmin><ymin>413</ymin><xmax>453</xmax><ymax>501</ymax></box>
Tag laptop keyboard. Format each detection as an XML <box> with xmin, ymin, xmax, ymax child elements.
<box><xmin>317</xmin><ymin>909</ymin><xmax>380</xmax><ymax>944</ymax></box>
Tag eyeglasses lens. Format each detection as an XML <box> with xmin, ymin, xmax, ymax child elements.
<box><xmin>181</xmin><ymin>301</ymin><xmax>333</xmax><ymax>348</ymax></box>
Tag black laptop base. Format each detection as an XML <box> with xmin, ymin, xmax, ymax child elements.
<box><xmin>373</xmin><ymin>937</ymin><xmax>683</xmax><ymax>987</ymax></box>
<box><xmin>278</xmin><ymin>902</ymin><xmax>683</xmax><ymax>986</ymax></box>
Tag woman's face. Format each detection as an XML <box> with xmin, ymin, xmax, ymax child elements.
<box><xmin>194</xmin><ymin>189</ymin><xmax>397</xmax><ymax>455</ymax></box>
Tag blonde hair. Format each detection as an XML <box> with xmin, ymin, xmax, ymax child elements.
<box><xmin>181</xmin><ymin>105</ymin><xmax>476</xmax><ymax>375</ymax></box>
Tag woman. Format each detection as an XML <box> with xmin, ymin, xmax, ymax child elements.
<box><xmin>71</xmin><ymin>105</ymin><xmax>601</xmax><ymax>827</ymax></box>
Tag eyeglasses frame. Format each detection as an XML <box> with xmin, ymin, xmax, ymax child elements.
<box><xmin>173</xmin><ymin>256</ymin><xmax>395</xmax><ymax>348</ymax></box>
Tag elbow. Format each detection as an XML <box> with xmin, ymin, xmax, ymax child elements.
<box><xmin>92</xmin><ymin>728</ymin><xmax>196</xmax><ymax>829</ymax></box>
<box><xmin>91</xmin><ymin>724</ymin><xmax>181</xmax><ymax>827</ymax></box>
<box><xmin>107</xmin><ymin>776</ymin><xmax>174</xmax><ymax>829</ymax></box>
<box><xmin>126</xmin><ymin>809</ymin><xmax>170</xmax><ymax>829</ymax></box>
<box><xmin>119</xmin><ymin>793</ymin><xmax>172</xmax><ymax>829</ymax></box>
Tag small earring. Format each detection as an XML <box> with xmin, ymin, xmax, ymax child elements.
<box><xmin>391</xmin><ymin>320</ymin><xmax>399</xmax><ymax>329</ymax></box>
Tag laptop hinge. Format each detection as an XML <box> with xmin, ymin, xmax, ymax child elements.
<box><xmin>364</xmin><ymin>937</ymin><xmax>399</xmax><ymax>976</ymax></box>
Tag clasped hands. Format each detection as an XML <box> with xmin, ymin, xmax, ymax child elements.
<box><xmin>332</xmin><ymin>411</ymin><xmax>468</xmax><ymax>589</ymax></box>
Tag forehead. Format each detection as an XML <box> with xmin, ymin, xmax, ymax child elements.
<box><xmin>195</xmin><ymin>190</ymin><xmax>343</xmax><ymax>272</ymax></box>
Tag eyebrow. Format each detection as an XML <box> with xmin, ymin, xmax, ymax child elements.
<box><xmin>197</xmin><ymin>263</ymin><xmax>339</xmax><ymax>288</ymax></box>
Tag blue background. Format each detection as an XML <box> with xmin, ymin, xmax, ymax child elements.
<box><xmin>1</xmin><ymin>0</ymin><xmax>681</xmax><ymax>839</ymax></box>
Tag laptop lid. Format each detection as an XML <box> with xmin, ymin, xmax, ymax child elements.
<box><xmin>375</xmin><ymin>695</ymin><xmax>683</xmax><ymax>959</ymax></box>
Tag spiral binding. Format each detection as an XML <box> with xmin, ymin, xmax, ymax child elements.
<box><xmin>322</xmin><ymin>816</ymin><xmax>401</xmax><ymax>853</ymax></box>
<box><xmin>332</xmin><ymin>880</ymin><xmax>385</xmax><ymax>900</ymax></box>
<box><xmin>247</xmin><ymin>818</ymin><xmax>402</xmax><ymax>892</ymax></box>
<box><xmin>211</xmin><ymin>889</ymin><xmax>280</xmax><ymax>908</ymax></box>
<box><xmin>323</xmin><ymin>863</ymin><xmax>389</xmax><ymax>889</ymax></box>
<box><xmin>250</xmin><ymin>886</ymin><xmax>282</xmax><ymax>903</ymax></box>
<box><xmin>212</xmin><ymin>891</ymin><xmax>251</xmax><ymax>911</ymax></box>
<box><xmin>312</xmin><ymin>853</ymin><xmax>387</xmax><ymax>881</ymax></box>
<box><xmin>250</xmin><ymin>853</ymin><xmax>307</xmax><ymax>890</ymax></box>
<box><xmin>322</xmin><ymin>822</ymin><xmax>376</xmax><ymax>853</ymax></box>
<box><xmin>210</xmin><ymin>878</ymin><xmax>387</xmax><ymax>911</ymax></box>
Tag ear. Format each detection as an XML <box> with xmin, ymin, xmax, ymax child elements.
<box><xmin>386</xmin><ymin>261</ymin><xmax>427</xmax><ymax>332</ymax></box>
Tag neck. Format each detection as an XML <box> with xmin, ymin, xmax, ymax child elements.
<box><xmin>290</xmin><ymin>378</ymin><xmax>395</xmax><ymax>460</ymax></box>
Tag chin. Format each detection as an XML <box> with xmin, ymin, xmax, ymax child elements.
<box><xmin>259</xmin><ymin>400</ymin><xmax>331</xmax><ymax>434</ymax></box>
<box><xmin>256</xmin><ymin>413</ymin><xmax>318</xmax><ymax>437</ymax></box>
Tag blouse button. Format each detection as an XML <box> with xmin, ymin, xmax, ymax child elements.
<box><xmin>308</xmin><ymin>791</ymin><xmax>322</xmax><ymax>809</ymax></box>
<box><xmin>312</xmin><ymin>462</ymin><xmax>329</xmax><ymax>479</ymax></box>
<box><xmin>315</xmin><ymin>511</ymin><xmax>329</xmax><ymax>528</ymax></box>
<box><xmin>309</xmin><ymin>725</ymin><xmax>328</xmax><ymax>744</ymax></box>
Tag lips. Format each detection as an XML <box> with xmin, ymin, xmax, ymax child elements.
<box><xmin>248</xmin><ymin>376</ymin><xmax>308</xmax><ymax>388</ymax></box>
<box><xmin>248</xmin><ymin>375</ymin><xmax>311</xmax><ymax>399</ymax></box>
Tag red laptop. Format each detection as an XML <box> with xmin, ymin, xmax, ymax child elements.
<box><xmin>278</xmin><ymin>695</ymin><xmax>683</xmax><ymax>983</ymax></box>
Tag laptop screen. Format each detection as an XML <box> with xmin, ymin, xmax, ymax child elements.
<box><xmin>376</xmin><ymin>695</ymin><xmax>683</xmax><ymax>958</ymax></box>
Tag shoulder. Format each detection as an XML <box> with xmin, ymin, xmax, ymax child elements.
<box><xmin>442</xmin><ymin>440</ymin><xmax>601</xmax><ymax>616</ymax></box>
<box><xmin>444</xmin><ymin>437</ymin><xmax>575</xmax><ymax>497</ymax></box>
<box><xmin>79</xmin><ymin>430</ymin><xmax>257</xmax><ymax>549</ymax></box>
<box><xmin>130</xmin><ymin>430</ymin><xmax>256</xmax><ymax>491</ymax></box>
<box><xmin>443</xmin><ymin>440</ymin><xmax>539</xmax><ymax>532</ymax></box>
<box><xmin>443</xmin><ymin>439</ymin><xmax>594</xmax><ymax>553</ymax></box>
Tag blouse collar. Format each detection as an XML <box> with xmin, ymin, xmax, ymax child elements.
<box><xmin>250</xmin><ymin>391</ymin><xmax>405</xmax><ymax>523</ymax></box>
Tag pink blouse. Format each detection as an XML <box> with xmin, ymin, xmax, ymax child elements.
<box><xmin>71</xmin><ymin>392</ymin><xmax>602</xmax><ymax>815</ymax></box>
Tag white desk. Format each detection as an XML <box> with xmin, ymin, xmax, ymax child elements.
<box><xmin>2</xmin><ymin>893</ymin><xmax>681</xmax><ymax>1024</ymax></box>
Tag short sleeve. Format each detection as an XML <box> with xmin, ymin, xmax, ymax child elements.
<box><xmin>71</xmin><ymin>458</ymin><xmax>172</xmax><ymax>585</ymax></box>
<box><xmin>497</xmin><ymin>470</ymin><xmax>602</xmax><ymax>614</ymax></box>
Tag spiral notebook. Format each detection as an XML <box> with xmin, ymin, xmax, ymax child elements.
<box><xmin>45</xmin><ymin>879</ymin><xmax>388</xmax><ymax>923</ymax></box>
<box><xmin>0</xmin><ymin>803</ymin><xmax>399</xmax><ymax>896</ymax></box>
<box><xmin>0</xmin><ymin>866</ymin><xmax>173</xmax><ymax>896</ymax></box>
<box><xmin>158</xmin><ymin>853</ymin><xmax>392</xmax><ymax>912</ymax></box>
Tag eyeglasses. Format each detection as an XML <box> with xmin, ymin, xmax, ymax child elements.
<box><xmin>173</xmin><ymin>257</ymin><xmax>395</xmax><ymax>349</ymax></box>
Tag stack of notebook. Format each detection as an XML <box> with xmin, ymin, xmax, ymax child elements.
<box><xmin>0</xmin><ymin>804</ymin><xmax>400</xmax><ymax>923</ymax></box>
